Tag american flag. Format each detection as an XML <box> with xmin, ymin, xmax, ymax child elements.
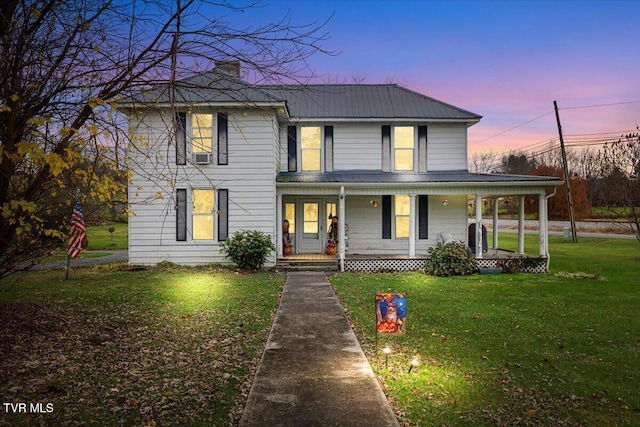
<box><xmin>67</xmin><ymin>198</ymin><xmax>87</xmax><ymax>258</ymax></box>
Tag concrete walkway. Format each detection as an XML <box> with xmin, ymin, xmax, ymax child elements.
<box><xmin>239</xmin><ymin>272</ymin><xmax>399</xmax><ymax>427</ymax></box>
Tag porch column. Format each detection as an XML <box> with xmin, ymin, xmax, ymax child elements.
<box><xmin>276</xmin><ymin>192</ymin><xmax>283</xmax><ymax>257</ymax></box>
<box><xmin>475</xmin><ymin>194</ymin><xmax>483</xmax><ymax>259</ymax></box>
<box><xmin>518</xmin><ymin>195</ymin><xmax>525</xmax><ymax>255</ymax></box>
<box><xmin>539</xmin><ymin>193</ymin><xmax>547</xmax><ymax>258</ymax></box>
<box><xmin>339</xmin><ymin>186</ymin><xmax>346</xmax><ymax>272</ymax></box>
<box><xmin>492</xmin><ymin>198</ymin><xmax>499</xmax><ymax>249</ymax></box>
<box><xmin>409</xmin><ymin>194</ymin><xmax>416</xmax><ymax>258</ymax></box>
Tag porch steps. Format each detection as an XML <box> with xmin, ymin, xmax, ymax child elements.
<box><xmin>276</xmin><ymin>258</ymin><xmax>339</xmax><ymax>272</ymax></box>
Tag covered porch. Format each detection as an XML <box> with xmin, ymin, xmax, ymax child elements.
<box><xmin>276</xmin><ymin>171</ymin><xmax>562</xmax><ymax>273</ymax></box>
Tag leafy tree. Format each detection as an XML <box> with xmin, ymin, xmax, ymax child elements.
<box><xmin>0</xmin><ymin>0</ymin><xmax>329</xmax><ymax>278</ymax></box>
<box><xmin>527</xmin><ymin>165</ymin><xmax>591</xmax><ymax>220</ymax></box>
<box><xmin>500</xmin><ymin>152</ymin><xmax>537</xmax><ymax>175</ymax></box>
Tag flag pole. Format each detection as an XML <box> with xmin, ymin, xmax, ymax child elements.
<box><xmin>65</xmin><ymin>189</ymin><xmax>83</xmax><ymax>280</ymax></box>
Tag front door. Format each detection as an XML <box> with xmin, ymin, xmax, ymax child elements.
<box><xmin>299</xmin><ymin>200</ymin><xmax>323</xmax><ymax>253</ymax></box>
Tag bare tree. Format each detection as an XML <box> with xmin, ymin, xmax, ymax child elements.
<box><xmin>469</xmin><ymin>150</ymin><xmax>499</xmax><ymax>173</ymax></box>
<box><xmin>572</xmin><ymin>147</ymin><xmax>599</xmax><ymax>180</ymax></box>
<box><xmin>0</xmin><ymin>0</ymin><xmax>330</xmax><ymax>278</ymax></box>
<box><xmin>595</xmin><ymin>130</ymin><xmax>640</xmax><ymax>241</ymax></box>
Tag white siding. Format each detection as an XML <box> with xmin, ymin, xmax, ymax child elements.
<box><xmin>332</xmin><ymin>124</ymin><xmax>381</xmax><ymax>170</ymax></box>
<box><xmin>128</xmin><ymin>109</ymin><xmax>278</xmax><ymax>266</ymax></box>
<box><xmin>427</xmin><ymin>123</ymin><xmax>468</xmax><ymax>171</ymax></box>
<box><xmin>427</xmin><ymin>195</ymin><xmax>468</xmax><ymax>245</ymax></box>
<box><xmin>279</xmin><ymin>122</ymin><xmax>469</xmax><ymax>172</ymax></box>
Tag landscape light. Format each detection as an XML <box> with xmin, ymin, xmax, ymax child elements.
<box><xmin>408</xmin><ymin>356</ymin><xmax>419</xmax><ymax>373</ymax></box>
<box><xmin>383</xmin><ymin>346</ymin><xmax>391</xmax><ymax>370</ymax></box>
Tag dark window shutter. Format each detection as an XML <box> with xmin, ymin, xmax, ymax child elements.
<box><xmin>176</xmin><ymin>189</ymin><xmax>187</xmax><ymax>241</ymax></box>
<box><xmin>217</xmin><ymin>113</ymin><xmax>228</xmax><ymax>165</ymax></box>
<box><xmin>324</xmin><ymin>126</ymin><xmax>333</xmax><ymax>172</ymax></box>
<box><xmin>218</xmin><ymin>189</ymin><xmax>228</xmax><ymax>241</ymax></box>
<box><xmin>382</xmin><ymin>125</ymin><xmax>391</xmax><ymax>172</ymax></box>
<box><xmin>419</xmin><ymin>195</ymin><xmax>428</xmax><ymax>239</ymax></box>
<box><xmin>287</xmin><ymin>126</ymin><xmax>297</xmax><ymax>172</ymax></box>
<box><xmin>382</xmin><ymin>195</ymin><xmax>392</xmax><ymax>239</ymax></box>
<box><xmin>418</xmin><ymin>125</ymin><xmax>427</xmax><ymax>172</ymax></box>
<box><xmin>176</xmin><ymin>113</ymin><xmax>186</xmax><ymax>165</ymax></box>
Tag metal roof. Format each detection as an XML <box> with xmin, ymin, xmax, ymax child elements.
<box><xmin>277</xmin><ymin>170</ymin><xmax>561</xmax><ymax>185</ymax></box>
<box><xmin>125</xmin><ymin>71</ymin><xmax>481</xmax><ymax>121</ymax></box>
<box><xmin>270</xmin><ymin>85</ymin><xmax>481</xmax><ymax>120</ymax></box>
<box><xmin>126</xmin><ymin>72</ymin><xmax>282</xmax><ymax>105</ymax></box>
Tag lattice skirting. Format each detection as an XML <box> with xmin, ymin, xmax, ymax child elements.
<box><xmin>345</xmin><ymin>258</ymin><xmax>427</xmax><ymax>272</ymax></box>
<box><xmin>476</xmin><ymin>258</ymin><xmax>548</xmax><ymax>273</ymax></box>
<box><xmin>345</xmin><ymin>257</ymin><xmax>548</xmax><ymax>273</ymax></box>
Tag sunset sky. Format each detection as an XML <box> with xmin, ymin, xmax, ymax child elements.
<box><xmin>217</xmin><ymin>0</ymin><xmax>640</xmax><ymax>157</ymax></box>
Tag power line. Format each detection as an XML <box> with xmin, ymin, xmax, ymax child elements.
<box><xmin>476</xmin><ymin>111</ymin><xmax>553</xmax><ymax>143</ymax></box>
<box><xmin>565</xmin><ymin>129</ymin><xmax>637</xmax><ymax>137</ymax></box>
<box><xmin>560</xmin><ymin>100</ymin><xmax>640</xmax><ymax>110</ymax></box>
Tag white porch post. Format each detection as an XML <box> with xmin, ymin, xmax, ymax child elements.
<box><xmin>339</xmin><ymin>186</ymin><xmax>346</xmax><ymax>272</ymax></box>
<box><xmin>409</xmin><ymin>194</ymin><xmax>416</xmax><ymax>258</ymax></box>
<box><xmin>276</xmin><ymin>192</ymin><xmax>283</xmax><ymax>257</ymax></box>
<box><xmin>475</xmin><ymin>194</ymin><xmax>483</xmax><ymax>259</ymax></box>
<box><xmin>492</xmin><ymin>198</ymin><xmax>499</xmax><ymax>249</ymax></box>
<box><xmin>518</xmin><ymin>195</ymin><xmax>525</xmax><ymax>255</ymax></box>
<box><xmin>539</xmin><ymin>193</ymin><xmax>547</xmax><ymax>257</ymax></box>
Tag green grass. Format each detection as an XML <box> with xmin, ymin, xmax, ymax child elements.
<box><xmin>331</xmin><ymin>235</ymin><xmax>640</xmax><ymax>426</ymax></box>
<box><xmin>85</xmin><ymin>222</ymin><xmax>128</xmax><ymax>250</ymax></box>
<box><xmin>0</xmin><ymin>265</ymin><xmax>284</xmax><ymax>426</ymax></box>
<box><xmin>44</xmin><ymin>223</ymin><xmax>128</xmax><ymax>261</ymax></box>
<box><xmin>589</xmin><ymin>206</ymin><xmax>633</xmax><ymax>218</ymax></box>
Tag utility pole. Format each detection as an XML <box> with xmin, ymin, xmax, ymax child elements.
<box><xmin>554</xmin><ymin>100</ymin><xmax>577</xmax><ymax>243</ymax></box>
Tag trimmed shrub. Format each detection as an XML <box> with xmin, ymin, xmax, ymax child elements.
<box><xmin>220</xmin><ymin>230</ymin><xmax>276</xmax><ymax>270</ymax></box>
<box><xmin>425</xmin><ymin>241</ymin><xmax>478</xmax><ymax>276</ymax></box>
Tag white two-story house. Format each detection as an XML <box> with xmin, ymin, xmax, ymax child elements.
<box><xmin>123</xmin><ymin>61</ymin><xmax>561</xmax><ymax>272</ymax></box>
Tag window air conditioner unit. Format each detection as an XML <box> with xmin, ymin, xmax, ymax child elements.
<box><xmin>193</xmin><ymin>153</ymin><xmax>212</xmax><ymax>165</ymax></box>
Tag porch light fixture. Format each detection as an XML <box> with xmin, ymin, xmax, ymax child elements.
<box><xmin>370</xmin><ymin>199</ymin><xmax>378</xmax><ymax>208</ymax></box>
<box><xmin>442</xmin><ymin>199</ymin><xmax>448</xmax><ymax>207</ymax></box>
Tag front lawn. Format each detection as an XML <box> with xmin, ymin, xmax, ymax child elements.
<box><xmin>331</xmin><ymin>235</ymin><xmax>640</xmax><ymax>426</ymax></box>
<box><xmin>84</xmin><ymin>222</ymin><xmax>128</xmax><ymax>250</ymax></box>
<box><xmin>0</xmin><ymin>265</ymin><xmax>284</xmax><ymax>426</ymax></box>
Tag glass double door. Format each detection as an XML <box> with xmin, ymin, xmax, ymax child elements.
<box><xmin>289</xmin><ymin>198</ymin><xmax>337</xmax><ymax>253</ymax></box>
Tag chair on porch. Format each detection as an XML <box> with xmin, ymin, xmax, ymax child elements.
<box><xmin>468</xmin><ymin>223</ymin><xmax>488</xmax><ymax>254</ymax></box>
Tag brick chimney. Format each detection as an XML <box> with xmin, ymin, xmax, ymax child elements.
<box><xmin>214</xmin><ymin>60</ymin><xmax>241</xmax><ymax>77</ymax></box>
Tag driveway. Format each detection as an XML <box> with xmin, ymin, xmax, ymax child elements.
<box><xmin>31</xmin><ymin>250</ymin><xmax>128</xmax><ymax>270</ymax></box>
<box><xmin>481</xmin><ymin>219</ymin><xmax>636</xmax><ymax>240</ymax></box>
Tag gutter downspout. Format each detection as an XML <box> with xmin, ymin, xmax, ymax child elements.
<box><xmin>545</xmin><ymin>187</ymin><xmax>557</xmax><ymax>272</ymax></box>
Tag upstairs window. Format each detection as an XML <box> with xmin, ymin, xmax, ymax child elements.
<box><xmin>192</xmin><ymin>114</ymin><xmax>213</xmax><ymax>154</ymax></box>
<box><xmin>394</xmin><ymin>126</ymin><xmax>414</xmax><ymax>171</ymax></box>
<box><xmin>301</xmin><ymin>126</ymin><xmax>321</xmax><ymax>171</ymax></box>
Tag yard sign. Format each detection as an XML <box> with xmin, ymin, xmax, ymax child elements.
<box><xmin>375</xmin><ymin>293</ymin><xmax>406</xmax><ymax>334</ymax></box>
